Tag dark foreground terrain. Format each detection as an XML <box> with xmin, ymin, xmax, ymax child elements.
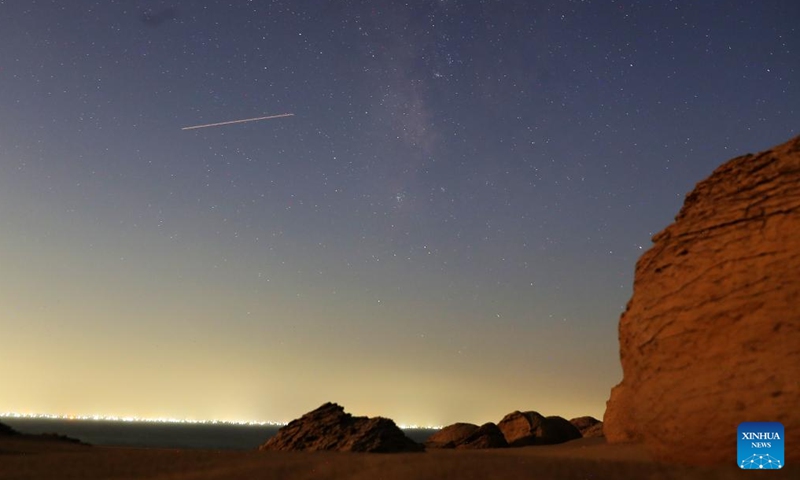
<box><xmin>1</xmin><ymin>435</ymin><xmax>795</xmax><ymax>480</ymax></box>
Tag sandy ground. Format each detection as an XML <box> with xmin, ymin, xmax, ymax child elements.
<box><xmin>1</xmin><ymin>436</ymin><xmax>795</xmax><ymax>480</ymax></box>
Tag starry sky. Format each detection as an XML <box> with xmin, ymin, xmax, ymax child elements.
<box><xmin>1</xmin><ymin>0</ymin><xmax>798</xmax><ymax>427</ymax></box>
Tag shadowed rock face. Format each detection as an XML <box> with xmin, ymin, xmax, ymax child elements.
<box><xmin>569</xmin><ymin>417</ymin><xmax>604</xmax><ymax>438</ymax></box>
<box><xmin>497</xmin><ymin>411</ymin><xmax>581</xmax><ymax>446</ymax></box>
<box><xmin>456</xmin><ymin>423</ymin><xmax>508</xmax><ymax>449</ymax></box>
<box><xmin>0</xmin><ymin>422</ymin><xmax>19</xmax><ymax>436</ymax></box>
<box><xmin>259</xmin><ymin>403</ymin><xmax>423</xmax><ymax>453</ymax></box>
<box><xmin>579</xmin><ymin>422</ymin><xmax>604</xmax><ymax>438</ymax></box>
<box><xmin>604</xmin><ymin>135</ymin><xmax>800</xmax><ymax>465</ymax></box>
<box><xmin>424</xmin><ymin>423</ymin><xmax>479</xmax><ymax>449</ymax></box>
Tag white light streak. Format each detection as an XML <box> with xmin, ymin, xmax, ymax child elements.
<box><xmin>181</xmin><ymin>113</ymin><xmax>294</xmax><ymax>131</ymax></box>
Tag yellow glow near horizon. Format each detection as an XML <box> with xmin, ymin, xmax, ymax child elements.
<box><xmin>0</xmin><ymin>167</ymin><xmax>616</xmax><ymax>431</ymax></box>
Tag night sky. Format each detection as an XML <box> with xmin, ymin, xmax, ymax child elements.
<box><xmin>1</xmin><ymin>0</ymin><xmax>798</xmax><ymax>426</ymax></box>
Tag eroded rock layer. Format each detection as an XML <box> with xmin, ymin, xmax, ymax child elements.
<box><xmin>604</xmin><ymin>135</ymin><xmax>800</xmax><ymax>465</ymax></box>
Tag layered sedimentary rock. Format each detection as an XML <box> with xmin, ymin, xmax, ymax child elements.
<box><xmin>424</xmin><ymin>423</ymin><xmax>479</xmax><ymax>449</ymax></box>
<box><xmin>604</xmin><ymin>135</ymin><xmax>800</xmax><ymax>465</ymax></box>
<box><xmin>569</xmin><ymin>416</ymin><xmax>604</xmax><ymax>438</ymax></box>
<box><xmin>259</xmin><ymin>403</ymin><xmax>423</xmax><ymax>453</ymax></box>
<box><xmin>497</xmin><ymin>411</ymin><xmax>581</xmax><ymax>446</ymax></box>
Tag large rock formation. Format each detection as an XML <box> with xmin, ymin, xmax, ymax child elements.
<box><xmin>259</xmin><ymin>403</ymin><xmax>423</xmax><ymax>453</ymax></box>
<box><xmin>569</xmin><ymin>416</ymin><xmax>604</xmax><ymax>438</ymax></box>
<box><xmin>424</xmin><ymin>423</ymin><xmax>479</xmax><ymax>449</ymax></box>
<box><xmin>604</xmin><ymin>135</ymin><xmax>800</xmax><ymax>465</ymax></box>
<box><xmin>497</xmin><ymin>411</ymin><xmax>581</xmax><ymax>446</ymax></box>
<box><xmin>455</xmin><ymin>422</ymin><xmax>508</xmax><ymax>449</ymax></box>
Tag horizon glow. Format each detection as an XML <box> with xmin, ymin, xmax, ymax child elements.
<box><xmin>0</xmin><ymin>1</ymin><xmax>797</xmax><ymax>430</ymax></box>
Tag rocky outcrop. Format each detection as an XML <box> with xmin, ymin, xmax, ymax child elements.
<box><xmin>455</xmin><ymin>422</ymin><xmax>508</xmax><ymax>449</ymax></box>
<box><xmin>497</xmin><ymin>411</ymin><xmax>581</xmax><ymax>446</ymax></box>
<box><xmin>569</xmin><ymin>416</ymin><xmax>604</xmax><ymax>438</ymax></box>
<box><xmin>426</xmin><ymin>412</ymin><xmax>596</xmax><ymax>449</ymax></box>
<box><xmin>39</xmin><ymin>433</ymin><xmax>88</xmax><ymax>445</ymax></box>
<box><xmin>259</xmin><ymin>403</ymin><xmax>423</xmax><ymax>453</ymax></box>
<box><xmin>580</xmin><ymin>422</ymin><xmax>604</xmax><ymax>438</ymax></box>
<box><xmin>456</xmin><ymin>422</ymin><xmax>508</xmax><ymax>449</ymax></box>
<box><xmin>604</xmin><ymin>135</ymin><xmax>800</xmax><ymax>465</ymax></box>
<box><xmin>0</xmin><ymin>422</ymin><xmax>88</xmax><ymax>448</ymax></box>
<box><xmin>0</xmin><ymin>422</ymin><xmax>19</xmax><ymax>436</ymax></box>
<box><xmin>424</xmin><ymin>423</ymin><xmax>479</xmax><ymax>449</ymax></box>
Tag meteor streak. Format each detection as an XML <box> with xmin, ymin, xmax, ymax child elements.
<box><xmin>181</xmin><ymin>113</ymin><xmax>294</xmax><ymax>130</ymax></box>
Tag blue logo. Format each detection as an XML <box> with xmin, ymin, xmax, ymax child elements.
<box><xmin>738</xmin><ymin>422</ymin><xmax>784</xmax><ymax>469</ymax></box>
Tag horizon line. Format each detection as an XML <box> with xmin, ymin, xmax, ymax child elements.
<box><xmin>0</xmin><ymin>412</ymin><xmax>443</xmax><ymax>430</ymax></box>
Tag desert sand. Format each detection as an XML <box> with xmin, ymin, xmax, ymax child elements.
<box><xmin>1</xmin><ymin>435</ymin><xmax>796</xmax><ymax>480</ymax></box>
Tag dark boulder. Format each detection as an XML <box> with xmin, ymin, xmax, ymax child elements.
<box><xmin>456</xmin><ymin>422</ymin><xmax>508</xmax><ymax>449</ymax></box>
<box><xmin>497</xmin><ymin>411</ymin><xmax>581</xmax><ymax>446</ymax></box>
<box><xmin>569</xmin><ymin>416</ymin><xmax>604</xmax><ymax>437</ymax></box>
<box><xmin>259</xmin><ymin>402</ymin><xmax>423</xmax><ymax>453</ymax></box>
<box><xmin>0</xmin><ymin>422</ymin><xmax>19</xmax><ymax>436</ymax></box>
<box><xmin>424</xmin><ymin>423</ymin><xmax>479</xmax><ymax>449</ymax></box>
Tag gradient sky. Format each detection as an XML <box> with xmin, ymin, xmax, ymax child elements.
<box><xmin>1</xmin><ymin>0</ymin><xmax>798</xmax><ymax>427</ymax></box>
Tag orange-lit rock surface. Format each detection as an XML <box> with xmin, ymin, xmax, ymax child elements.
<box><xmin>604</xmin><ymin>135</ymin><xmax>800</xmax><ymax>465</ymax></box>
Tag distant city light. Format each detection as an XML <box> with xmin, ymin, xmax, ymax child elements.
<box><xmin>0</xmin><ymin>412</ymin><xmax>441</xmax><ymax>430</ymax></box>
<box><xmin>0</xmin><ymin>412</ymin><xmax>285</xmax><ymax>427</ymax></box>
<box><xmin>398</xmin><ymin>424</ymin><xmax>443</xmax><ymax>430</ymax></box>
